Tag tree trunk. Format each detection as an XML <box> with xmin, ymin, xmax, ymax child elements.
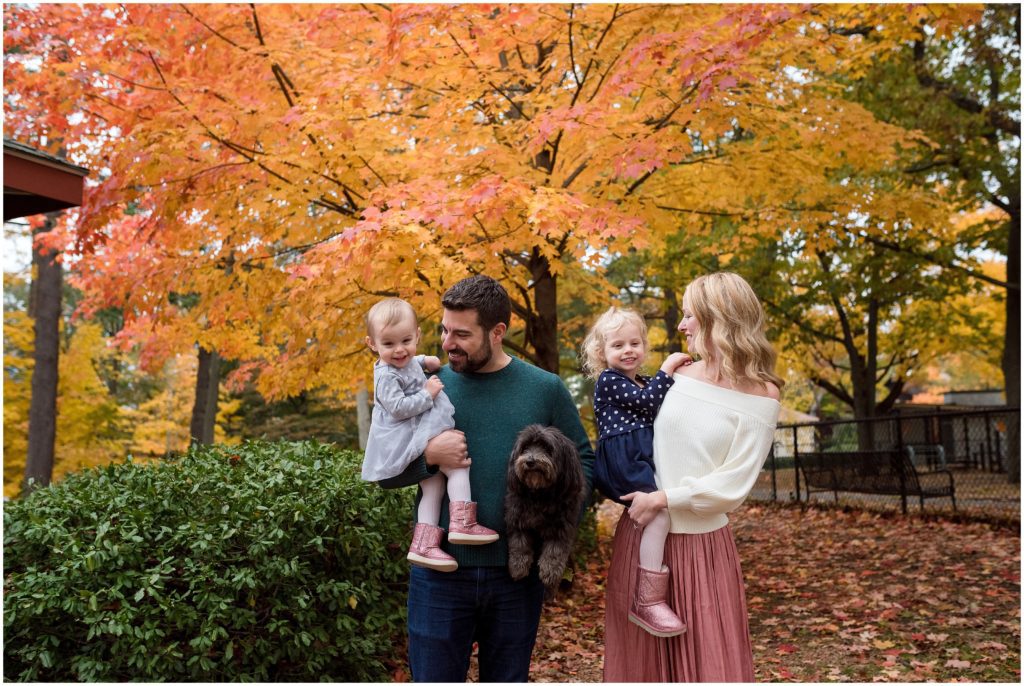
<box><xmin>662</xmin><ymin>287</ymin><xmax>683</xmax><ymax>354</ymax></box>
<box><xmin>851</xmin><ymin>299</ymin><xmax>879</xmax><ymax>450</ymax></box>
<box><xmin>852</xmin><ymin>375</ymin><xmax>878</xmax><ymax>451</ymax></box>
<box><xmin>527</xmin><ymin>248</ymin><xmax>560</xmax><ymax>373</ymax></box>
<box><xmin>24</xmin><ymin>214</ymin><xmax>62</xmax><ymax>493</ymax></box>
<box><xmin>189</xmin><ymin>346</ymin><xmax>220</xmax><ymax>446</ymax></box>
<box><xmin>356</xmin><ymin>385</ymin><xmax>371</xmax><ymax>450</ymax></box>
<box><xmin>1003</xmin><ymin>213</ymin><xmax>1020</xmax><ymax>483</ymax></box>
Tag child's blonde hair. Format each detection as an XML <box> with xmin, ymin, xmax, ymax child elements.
<box><xmin>365</xmin><ymin>298</ymin><xmax>418</xmax><ymax>339</ymax></box>
<box><xmin>580</xmin><ymin>307</ymin><xmax>649</xmax><ymax>379</ymax></box>
<box><xmin>683</xmin><ymin>272</ymin><xmax>784</xmax><ymax>390</ymax></box>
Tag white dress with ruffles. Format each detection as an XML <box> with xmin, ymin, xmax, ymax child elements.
<box><xmin>361</xmin><ymin>356</ymin><xmax>455</xmax><ymax>482</ymax></box>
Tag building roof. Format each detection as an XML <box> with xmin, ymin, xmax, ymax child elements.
<box><xmin>4</xmin><ymin>138</ymin><xmax>89</xmax><ymax>220</ymax></box>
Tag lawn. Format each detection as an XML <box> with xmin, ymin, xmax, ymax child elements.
<box><xmin>523</xmin><ymin>501</ymin><xmax>1020</xmax><ymax>682</ymax></box>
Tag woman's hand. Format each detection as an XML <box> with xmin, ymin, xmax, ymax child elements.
<box><xmin>620</xmin><ymin>490</ymin><xmax>668</xmax><ymax>527</ymax></box>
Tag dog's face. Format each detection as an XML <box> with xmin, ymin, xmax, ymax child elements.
<box><xmin>509</xmin><ymin>424</ymin><xmax>578</xmax><ymax>492</ymax></box>
<box><xmin>511</xmin><ymin>442</ymin><xmax>558</xmax><ymax>490</ymax></box>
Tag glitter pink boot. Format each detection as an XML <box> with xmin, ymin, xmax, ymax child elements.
<box><xmin>447</xmin><ymin>501</ymin><xmax>499</xmax><ymax>545</ymax></box>
<box><xmin>629</xmin><ymin>565</ymin><xmax>686</xmax><ymax>638</ymax></box>
<box><xmin>407</xmin><ymin>523</ymin><xmax>458</xmax><ymax>572</ymax></box>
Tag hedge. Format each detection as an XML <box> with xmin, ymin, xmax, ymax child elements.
<box><xmin>3</xmin><ymin>440</ymin><xmax>413</xmax><ymax>681</ymax></box>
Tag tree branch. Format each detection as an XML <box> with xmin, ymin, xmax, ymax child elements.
<box><xmin>500</xmin><ymin>334</ymin><xmax>536</xmax><ymax>363</ymax></box>
<box><xmin>817</xmin><ymin>250</ymin><xmax>861</xmax><ymax>359</ymax></box>
<box><xmin>654</xmin><ymin>204</ymin><xmax>740</xmax><ymax>217</ymax></box>
<box><xmin>561</xmin><ymin>157</ymin><xmax>590</xmax><ymax>189</ymax></box>
<box><xmin>876</xmin><ymin>378</ymin><xmax>906</xmax><ymax>414</ymax></box>
<box><xmin>180</xmin><ymin>4</ymin><xmax>249</xmax><ymax>51</ymax></box>
<box><xmin>448</xmin><ymin>31</ymin><xmax>530</xmax><ymax>121</ymax></box>
<box><xmin>811</xmin><ymin>376</ymin><xmax>854</xmax><ymax>406</ymax></box>
<box><xmin>761</xmin><ymin>296</ymin><xmax>846</xmax><ymax>346</ymax></box>
<box><xmin>856</xmin><ymin>231</ymin><xmax>1014</xmax><ymax>291</ymax></box>
<box><xmin>913</xmin><ymin>39</ymin><xmax>1020</xmax><ymax>136</ymax></box>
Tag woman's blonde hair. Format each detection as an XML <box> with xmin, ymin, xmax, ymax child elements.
<box><xmin>365</xmin><ymin>298</ymin><xmax>418</xmax><ymax>339</ymax></box>
<box><xmin>683</xmin><ymin>272</ymin><xmax>784</xmax><ymax>390</ymax></box>
<box><xmin>580</xmin><ymin>307</ymin><xmax>649</xmax><ymax>379</ymax></box>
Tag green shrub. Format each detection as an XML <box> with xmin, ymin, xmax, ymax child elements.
<box><xmin>3</xmin><ymin>440</ymin><xmax>413</xmax><ymax>681</ymax></box>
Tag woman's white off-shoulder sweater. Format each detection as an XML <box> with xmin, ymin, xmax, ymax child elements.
<box><xmin>652</xmin><ymin>374</ymin><xmax>781</xmax><ymax>534</ymax></box>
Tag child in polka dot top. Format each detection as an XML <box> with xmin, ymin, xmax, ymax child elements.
<box><xmin>581</xmin><ymin>307</ymin><xmax>691</xmax><ymax>638</ymax></box>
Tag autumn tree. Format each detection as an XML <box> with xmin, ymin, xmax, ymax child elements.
<box><xmin>867</xmin><ymin>4</ymin><xmax>1018</xmax><ymax>406</ymax></box>
<box><xmin>3</xmin><ymin>4</ymin><xmax>982</xmax><ymax>409</ymax></box>
<box><xmin>22</xmin><ymin>213</ymin><xmax>64</xmax><ymax>492</ymax></box>
<box><xmin>598</xmin><ymin>201</ymin><xmax>981</xmax><ymax>435</ymax></box>
<box><xmin>125</xmin><ymin>353</ymin><xmax>201</xmax><ymax>458</ymax></box>
<box><xmin>52</xmin><ymin>322</ymin><xmax>128</xmax><ymax>480</ymax></box>
<box><xmin>844</xmin><ymin>3</ymin><xmax>1019</xmax><ymax>476</ymax></box>
<box><xmin>2</xmin><ymin>259</ymin><xmax>242</xmax><ymax>494</ymax></box>
<box><xmin>592</xmin><ymin>6</ymin><xmax>1010</xmax><ymax>433</ymax></box>
<box><xmin>3</xmin><ymin>273</ymin><xmax>33</xmax><ymax>496</ymax></box>
<box><xmin>585</xmin><ymin>68</ymin><xmax>986</xmax><ymax>425</ymax></box>
<box><xmin>3</xmin><ymin>270</ymin><xmax>130</xmax><ymax>495</ymax></box>
<box><xmin>228</xmin><ymin>386</ymin><xmax>360</xmax><ymax>447</ymax></box>
<box><xmin>914</xmin><ymin>259</ymin><xmax>1006</xmax><ymax>396</ymax></box>
<box><xmin>766</xmin><ymin>235</ymin><xmax>980</xmax><ymax>448</ymax></box>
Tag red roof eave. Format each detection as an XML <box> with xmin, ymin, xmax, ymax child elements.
<box><xmin>3</xmin><ymin>140</ymin><xmax>89</xmax><ymax>221</ymax></box>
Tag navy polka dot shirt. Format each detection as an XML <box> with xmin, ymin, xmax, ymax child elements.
<box><xmin>594</xmin><ymin>368</ymin><xmax>676</xmax><ymax>440</ymax></box>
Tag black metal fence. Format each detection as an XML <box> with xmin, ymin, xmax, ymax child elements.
<box><xmin>749</xmin><ymin>407</ymin><xmax>1020</xmax><ymax>522</ymax></box>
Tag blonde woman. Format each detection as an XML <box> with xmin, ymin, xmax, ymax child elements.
<box><xmin>603</xmin><ymin>272</ymin><xmax>783</xmax><ymax>682</ymax></box>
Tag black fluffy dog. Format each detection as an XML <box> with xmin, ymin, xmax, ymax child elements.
<box><xmin>504</xmin><ymin>424</ymin><xmax>587</xmax><ymax>590</ymax></box>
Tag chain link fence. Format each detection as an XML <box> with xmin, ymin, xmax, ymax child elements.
<box><xmin>750</xmin><ymin>407</ymin><xmax>1020</xmax><ymax>523</ymax></box>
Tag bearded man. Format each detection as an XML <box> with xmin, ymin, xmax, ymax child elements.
<box><xmin>379</xmin><ymin>274</ymin><xmax>595</xmax><ymax>682</ymax></box>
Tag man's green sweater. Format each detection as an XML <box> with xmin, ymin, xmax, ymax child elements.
<box><xmin>379</xmin><ymin>356</ymin><xmax>595</xmax><ymax>568</ymax></box>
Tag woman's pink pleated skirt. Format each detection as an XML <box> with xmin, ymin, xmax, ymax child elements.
<box><xmin>603</xmin><ymin>510</ymin><xmax>755</xmax><ymax>682</ymax></box>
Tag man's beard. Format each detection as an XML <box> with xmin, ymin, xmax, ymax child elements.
<box><xmin>448</xmin><ymin>337</ymin><xmax>493</xmax><ymax>373</ymax></box>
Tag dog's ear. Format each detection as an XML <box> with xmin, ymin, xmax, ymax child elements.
<box><xmin>547</xmin><ymin>427</ymin><xmax>576</xmax><ymax>461</ymax></box>
<box><xmin>510</xmin><ymin>428</ymin><xmax>526</xmax><ymax>459</ymax></box>
<box><xmin>554</xmin><ymin>429</ymin><xmax>585</xmax><ymax>500</ymax></box>
<box><xmin>511</xmin><ymin>424</ymin><xmax>536</xmax><ymax>458</ymax></box>
<box><xmin>508</xmin><ymin>424</ymin><xmax>540</xmax><ymax>492</ymax></box>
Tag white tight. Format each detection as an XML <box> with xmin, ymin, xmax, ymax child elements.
<box><xmin>639</xmin><ymin>509</ymin><xmax>670</xmax><ymax>571</ymax></box>
<box><xmin>416</xmin><ymin>466</ymin><xmax>472</xmax><ymax>525</ymax></box>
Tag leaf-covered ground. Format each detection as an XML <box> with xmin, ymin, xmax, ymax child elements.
<box><xmin>525</xmin><ymin>502</ymin><xmax>1020</xmax><ymax>683</ymax></box>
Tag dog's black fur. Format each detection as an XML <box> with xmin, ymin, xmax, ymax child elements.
<box><xmin>504</xmin><ymin>424</ymin><xmax>587</xmax><ymax>590</ymax></box>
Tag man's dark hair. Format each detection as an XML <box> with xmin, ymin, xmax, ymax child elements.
<box><xmin>442</xmin><ymin>275</ymin><xmax>512</xmax><ymax>331</ymax></box>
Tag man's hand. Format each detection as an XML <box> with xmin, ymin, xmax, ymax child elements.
<box><xmin>424</xmin><ymin>429</ymin><xmax>470</xmax><ymax>470</ymax></box>
<box><xmin>422</xmin><ymin>355</ymin><xmax>442</xmax><ymax>373</ymax></box>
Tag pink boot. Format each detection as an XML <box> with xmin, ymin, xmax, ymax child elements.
<box><xmin>629</xmin><ymin>565</ymin><xmax>686</xmax><ymax>638</ymax></box>
<box><xmin>447</xmin><ymin>501</ymin><xmax>499</xmax><ymax>545</ymax></box>
<box><xmin>407</xmin><ymin>523</ymin><xmax>458</xmax><ymax>572</ymax></box>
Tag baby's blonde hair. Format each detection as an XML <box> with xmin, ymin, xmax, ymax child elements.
<box><xmin>580</xmin><ymin>307</ymin><xmax>648</xmax><ymax>379</ymax></box>
<box><xmin>365</xmin><ymin>298</ymin><xmax>418</xmax><ymax>339</ymax></box>
<box><xmin>683</xmin><ymin>272</ymin><xmax>784</xmax><ymax>390</ymax></box>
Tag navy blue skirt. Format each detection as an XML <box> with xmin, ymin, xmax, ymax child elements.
<box><xmin>594</xmin><ymin>426</ymin><xmax>658</xmax><ymax>506</ymax></box>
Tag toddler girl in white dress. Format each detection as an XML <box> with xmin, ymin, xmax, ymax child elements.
<box><xmin>362</xmin><ymin>298</ymin><xmax>497</xmax><ymax>571</ymax></box>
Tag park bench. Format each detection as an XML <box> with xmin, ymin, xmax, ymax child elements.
<box><xmin>905</xmin><ymin>443</ymin><xmax>947</xmax><ymax>471</ymax></box>
<box><xmin>796</xmin><ymin>449</ymin><xmax>957</xmax><ymax>513</ymax></box>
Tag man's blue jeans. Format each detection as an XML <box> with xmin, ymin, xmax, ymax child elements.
<box><xmin>407</xmin><ymin>565</ymin><xmax>545</xmax><ymax>682</ymax></box>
